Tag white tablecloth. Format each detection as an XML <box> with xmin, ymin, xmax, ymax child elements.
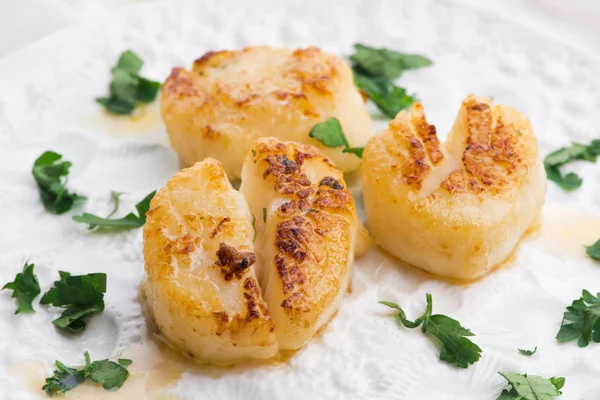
<box><xmin>0</xmin><ymin>0</ymin><xmax>599</xmax><ymax>58</ymax></box>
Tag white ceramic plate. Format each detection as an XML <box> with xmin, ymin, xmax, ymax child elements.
<box><xmin>2</xmin><ymin>0</ymin><xmax>600</xmax><ymax>399</ymax></box>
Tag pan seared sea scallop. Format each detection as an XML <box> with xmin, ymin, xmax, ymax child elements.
<box><xmin>143</xmin><ymin>138</ymin><xmax>367</xmax><ymax>361</ymax></box>
<box><xmin>142</xmin><ymin>159</ymin><xmax>277</xmax><ymax>362</ymax></box>
<box><xmin>362</xmin><ymin>96</ymin><xmax>545</xmax><ymax>281</ymax></box>
<box><xmin>241</xmin><ymin>137</ymin><xmax>366</xmax><ymax>350</ymax></box>
<box><xmin>161</xmin><ymin>46</ymin><xmax>373</xmax><ymax>180</ymax></box>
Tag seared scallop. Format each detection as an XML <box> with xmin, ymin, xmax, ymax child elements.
<box><xmin>362</xmin><ymin>96</ymin><xmax>545</xmax><ymax>281</ymax></box>
<box><xmin>240</xmin><ymin>137</ymin><xmax>366</xmax><ymax>350</ymax></box>
<box><xmin>143</xmin><ymin>159</ymin><xmax>277</xmax><ymax>362</ymax></box>
<box><xmin>161</xmin><ymin>46</ymin><xmax>373</xmax><ymax>180</ymax></box>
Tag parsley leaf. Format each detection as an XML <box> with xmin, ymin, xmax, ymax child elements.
<box><xmin>309</xmin><ymin>118</ymin><xmax>348</xmax><ymax>148</ymax></box>
<box><xmin>73</xmin><ymin>191</ymin><xmax>156</xmax><ymax>230</ymax></box>
<box><xmin>353</xmin><ymin>72</ymin><xmax>415</xmax><ymax>118</ymax></box>
<box><xmin>349</xmin><ymin>44</ymin><xmax>429</xmax><ymax>119</ymax></box>
<box><xmin>85</xmin><ymin>352</ymin><xmax>132</xmax><ymax>390</ymax></box>
<box><xmin>114</xmin><ymin>50</ymin><xmax>143</xmax><ymax>74</ymax></box>
<box><xmin>40</xmin><ymin>272</ymin><xmax>107</xmax><ymax>333</ymax></box>
<box><xmin>32</xmin><ymin>151</ymin><xmax>86</xmax><ymax>214</ymax></box>
<box><xmin>496</xmin><ymin>372</ymin><xmax>565</xmax><ymax>400</ymax></box>
<box><xmin>350</xmin><ymin>43</ymin><xmax>432</xmax><ymax>79</ymax></box>
<box><xmin>42</xmin><ymin>360</ymin><xmax>86</xmax><ymax>396</ymax></box>
<box><xmin>342</xmin><ymin>147</ymin><xmax>365</xmax><ymax>158</ymax></box>
<box><xmin>42</xmin><ymin>352</ymin><xmax>132</xmax><ymax>396</ymax></box>
<box><xmin>380</xmin><ymin>293</ymin><xmax>482</xmax><ymax>368</ymax></box>
<box><xmin>518</xmin><ymin>346</ymin><xmax>537</xmax><ymax>356</ymax></box>
<box><xmin>309</xmin><ymin>118</ymin><xmax>364</xmax><ymax>158</ymax></box>
<box><xmin>2</xmin><ymin>261</ymin><xmax>41</xmax><ymax>314</ymax></box>
<box><xmin>544</xmin><ymin>140</ymin><xmax>600</xmax><ymax>191</ymax></box>
<box><xmin>97</xmin><ymin>50</ymin><xmax>161</xmax><ymax>115</ymax></box>
<box><xmin>585</xmin><ymin>239</ymin><xmax>600</xmax><ymax>261</ymax></box>
<box><xmin>556</xmin><ymin>289</ymin><xmax>600</xmax><ymax>347</ymax></box>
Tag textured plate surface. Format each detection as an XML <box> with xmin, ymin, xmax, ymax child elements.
<box><xmin>2</xmin><ymin>0</ymin><xmax>600</xmax><ymax>399</ymax></box>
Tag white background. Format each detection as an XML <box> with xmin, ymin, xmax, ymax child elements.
<box><xmin>0</xmin><ymin>0</ymin><xmax>599</xmax><ymax>58</ymax></box>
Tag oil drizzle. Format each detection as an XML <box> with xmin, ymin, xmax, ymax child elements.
<box><xmin>84</xmin><ymin>102</ymin><xmax>163</xmax><ymax>137</ymax></box>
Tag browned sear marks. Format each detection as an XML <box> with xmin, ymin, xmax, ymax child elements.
<box><xmin>210</xmin><ymin>217</ymin><xmax>231</xmax><ymax>238</ymax></box>
<box><xmin>442</xmin><ymin>99</ymin><xmax>521</xmax><ymax>194</ymax></box>
<box><xmin>319</xmin><ymin>176</ymin><xmax>344</xmax><ymax>190</ymax></box>
<box><xmin>275</xmin><ymin>216</ymin><xmax>313</xmax><ymax>294</ymax></box>
<box><xmin>216</xmin><ymin>243</ymin><xmax>256</xmax><ymax>280</ymax></box>
<box><xmin>242</xmin><ymin>277</ymin><xmax>273</xmax><ymax>328</ymax></box>
<box><xmin>163</xmin><ymin>68</ymin><xmax>199</xmax><ymax>97</ymax></box>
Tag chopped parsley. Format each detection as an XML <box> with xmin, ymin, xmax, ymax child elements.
<box><xmin>309</xmin><ymin>118</ymin><xmax>364</xmax><ymax>158</ymax></box>
<box><xmin>342</xmin><ymin>147</ymin><xmax>365</xmax><ymax>158</ymax></box>
<box><xmin>353</xmin><ymin>72</ymin><xmax>415</xmax><ymax>118</ymax></box>
<box><xmin>32</xmin><ymin>151</ymin><xmax>86</xmax><ymax>214</ymax></box>
<box><xmin>97</xmin><ymin>50</ymin><xmax>161</xmax><ymax>115</ymax></box>
<box><xmin>350</xmin><ymin>43</ymin><xmax>432</xmax><ymax>79</ymax></box>
<box><xmin>40</xmin><ymin>272</ymin><xmax>107</xmax><ymax>333</ymax></box>
<box><xmin>350</xmin><ymin>43</ymin><xmax>431</xmax><ymax>118</ymax></box>
<box><xmin>2</xmin><ymin>261</ymin><xmax>41</xmax><ymax>314</ymax></box>
<box><xmin>518</xmin><ymin>346</ymin><xmax>537</xmax><ymax>356</ymax></box>
<box><xmin>262</xmin><ymin>208</ymin><xmax>267</xmax><ymax>223</ymax></box>
<box><xmin>43</xmin><ymin>351</ymin><xmax>132</xmax><ymax>396</ymax></box>
<box><xmin>380</xmin><ymin>294</ymin><xmax>481</xmax><ymax>368</ymax></box>
<box><xmin>42</xmin><ymin>360</ymin><xmax>85</xmax><ymax>396</ymax></box>
<box><xmin>556</xmin><ymin>289</ymin><xmax>600</xmax><ymax>347</ymax></box>
<box><xmin>544</xmin><ymin>140</ymin><xmax>600</xmax><ymax>191</ymax></box>
<box><xmin>73</xmin><ymin>191</ymin><xmax>156</xmax><ymax>229</ymax></box>
<box><xmin>585</xmin><ymin>239</ymin><xmax>600</xmax><ymax>261</ymax></box>
<box><xmin>496</xmin><ymin>372</ymin><xmax>564</xmax><ymax>399</ymax></box>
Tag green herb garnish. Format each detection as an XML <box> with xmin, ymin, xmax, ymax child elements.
<box><xmin>96</xmin><ymin>50</ymin><xmax>160</xmax><ymax>115</ymax></box>
<box><xmin>353</xmin><ymin>72</ymin><xmax>415</xmax><ymax>118</ymax></box>
<box><xmin>40</xmin><ymin>272</ymin><xmax>107</xmax><ymax>333</ymax></box>
<box><xmin>544</xmin><ymin>140</ymin><xmax>600</xmax><ymax>191</ymax></box>
<box><xmin>496</xmin><ymin>372</ymin><xmax>564</xmax><ymax>399</ymax></box>
<box><xmin>342</xmin><ymin>147</ymin><xmax>365</xmax><ymax>158</ymax></box>
<box><xmin>2</xmin><ymin>261</ymin><xmax>41</xmax><ymax>314</ymax></box>
<box><xmin>518</xmin><ymin>346</ymin><xmax>537</xmax><ymax>356</ymax></box>
<box><xmin>43</xmin><ymin>352</ymin><xmax>132</xmax><ymax>396</ymax></box>
<box><xmin>73</xmin><ymin>191</ymin><xmax>155</xmax><ymax>230</ymax></box>
<box><xmin>309</xmin><ymin>118</ymin><xmax>364</xmax><ymax>158</ymax></box>
<box><xmin>556</xmin><ymin>289</ymin><xmax>600</xmax><ymax>347</ymax></box>
<box><xmin>32</xmin><ymin>151</ymin><xmax>86</xmax><ymax>214</ymax></box>
<box><xmin>42</xmin><ymin>360</ymin><xmax>86</xmax><ymax>396</ymax></box>
<box><xmin>350</xmin><ymin>43</ymin><xmax>432</xmax><ymax>79</ymax></box>
<box><xmin>350</xmin><ymin>43</ymin><xmax>431</xmax><ymax>118</ymax></box>
<box><xmin>262</xmin><ymin>208</ymin><xmax>267</xmax><ymax>223</ymax></box>
<box><xmin>585</xmin><ymin>239</ymin><xmax>600</xmax><ymax>261</ymax></box>
<box><xmin>380</xmin><ymin>294</ymin><xmax>481</xmax><ymax>368</ymax></box>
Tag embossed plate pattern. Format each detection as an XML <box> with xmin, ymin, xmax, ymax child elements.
<box><xmin>1</xmin><ymin>0</ymin><xmax>600</xmax><ymax>399</ymax></box>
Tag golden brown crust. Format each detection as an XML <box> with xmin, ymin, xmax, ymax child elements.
<box><xmin>143</xmin><ymin>159</ymin><xmax>278</xmax><ymax>361</ymax></box>
<box><xmin>242</xmin><ymin>277</ymin><xmax>273</xmax><ymax>328</ymax></box>
<box><xmin>163</xmin><ymin>68</ymin><xmax>199</xmax><ymax>97</ymax></box>
<box><xmin>459</xmin><ymin>103</ymin><xmax>520</xmax><ymax>192</ymax></box>
<box><xmin>361</xmin><ymin>95</ymin><xmax>545</xmax><ymax>281</ymax></box>
<box><xmin>250</xmin><ymin>139</ymin><xmax>355</xmax><ymax>317</ymax></box>
<box><xmin>319</xmin><ymin>176</ymin><xmax>344</xmax><ymax>190</ymax></box>
<box><xmin>378</xmin><ymin>96</ymin><xmax>534</xmax><ymax>196</ymax></box>
<box><xmin>161</xmin><ymin>46</ymin><xmax>372</xmax><ymax>180</ymax></box>
<box><xmin>411</xmin><ymin>103</ymin><xmax>444</xmax><ymax>165</ymax></box>
<box><xmin>216</xmin><ymin>243</ymin><xmax>257</xmax><ymax>281</ymax></box>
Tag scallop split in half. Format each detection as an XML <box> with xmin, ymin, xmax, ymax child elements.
<box><xmin>143</xmin><ymin>138</ymin><xmax>366</xmax><ymax>362</ymax></box>
<box><xmin>161</xmin><ymin>46</ymin><xmax>373</xmax><ymax>180</ymax></box>
<box><xmin>362</xmin><ymin>96</ymin><xmax>545</xmax><ymax>281</ymax></box>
